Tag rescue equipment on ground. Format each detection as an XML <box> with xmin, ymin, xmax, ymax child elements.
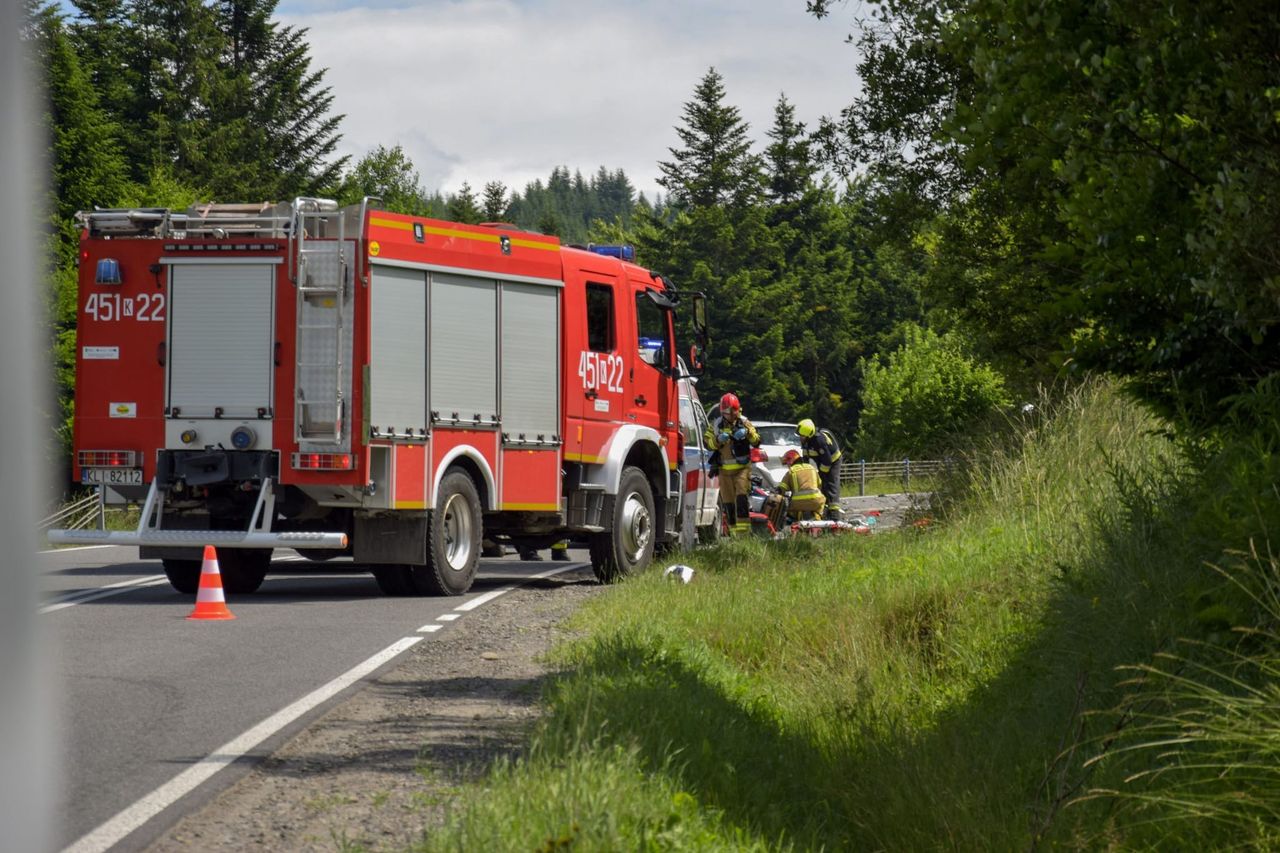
<box><xmin>663</xmin><ymin>564</ymin><xmax>695</xmax><ymax>583</ymax></box>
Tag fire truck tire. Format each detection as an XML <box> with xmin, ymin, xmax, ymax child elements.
<box><xmin>219</xmin><ymin>549</ymin><xmax>270</xmax><ymax>594</ymax></box>
<box><xmin>589</xmin><ymin>466</ymin><xmax>655</xmax><ymax>583</ymax></box>
<box><xmin>162</xmin><ymin>558</ymin><xmax>201</xmax><ymax>594</ymax></box>
<box><xmin>371</xmin><ymin>565</ymin><xmax>415</xmax><ymax>596</ymax></box>
<box><xmin>409</xmin><ymin>470</ymin><xmax>482</xmax><ymax>596</ymax></box>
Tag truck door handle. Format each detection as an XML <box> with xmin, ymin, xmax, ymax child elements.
<box><xmin>585</xmin><ymin>387</ymin><xmax>597</xmax><ymax>400</ymax></box>
<box><xmin>634</xmin><ymin>394</ymin><xmax>647</xmax><ymax>406</ymax></box>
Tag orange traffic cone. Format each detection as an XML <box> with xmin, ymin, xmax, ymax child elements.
<box><xmin>187</xmin><ymin>545</ymin><xmax>236</xmax><ymax>621</ymax></box>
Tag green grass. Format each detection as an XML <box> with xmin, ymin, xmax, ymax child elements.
<box><xmin>841</xmin><ymin>474</ymin><xmax>939</xmax><ymax>497</ymax></box>
<box><xmin>405</xmin><ymin>379</ymin><xmax>1280</xmax><ymax>851</ymax></box>
<box><xmin>104</xmin><ymin>505</ymin><xmax>141</xmax><ymax>531</ymax></box>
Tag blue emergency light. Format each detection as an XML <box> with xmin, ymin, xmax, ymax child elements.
<box><xmin>95</xmin><ymin>258</ymin><xmax>122</xmax><ymax>285</ymax></box>
<box><xmin>587</xmin><ymin>244</ymin><xmax>635</xmax><ymax>262</ymax></box>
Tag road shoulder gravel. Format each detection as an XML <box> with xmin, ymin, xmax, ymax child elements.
<box><xmin>146</xmin><ymin>566</ymin><xmax>603</xmax><ymax>852</ymax></box>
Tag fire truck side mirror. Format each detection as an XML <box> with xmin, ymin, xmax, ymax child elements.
<box><xmin>692</xmin><ymin>293</ymin><xmax>708</xmax><ymax>338</ymax></box>
<box><xmin>689</xmin><ymin>293</ymin><xmax>709</xmax><ymax>375</ymax></box>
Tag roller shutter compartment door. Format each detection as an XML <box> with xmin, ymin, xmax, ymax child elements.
<box><xmin>369</xmin><ymin>265</ymin><xmax>426</xmax><ymax>437</ymax></box>
<box><xmin>167</xmin><ymin>263</ymin><xmax>274</xmax><ymax>419</ymax></box>
<box><xmin>429</xmin><ymin>272</ymin><xmax>497</xmax><ymax>424</ymax></box>
<box><xmin>500</xmin><ymin>283</ymin><xmax>559</xmax><ymax>440</ymax></box>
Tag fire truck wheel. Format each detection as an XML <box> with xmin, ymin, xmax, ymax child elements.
<box><xmin>162</xmin><ymin>558</ymin><xmax>201</xmax><ymax>594</ymax></box>
<box><xmin>371</xmin><ymin>565</ymin><xmax>415</xmax><ymax>596</ymax></box>
<box><xmin>410</xmin><ymin>470</ymin><xmax>482</xmax><ymax>596</ymax></box>
<box><xmin>589</xmin><ymin>466</ymin><xmax>655</xmax><ymax>583</ymax></box>
<box><xmin>219</xmin><ymin>549</ymin><xmax>270</xmax><ymax>594</ymax></box>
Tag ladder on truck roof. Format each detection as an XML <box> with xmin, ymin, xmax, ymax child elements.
<box><xmin>290</xmin><ymin>198</ymin><xmax>351</xmax><ymax>445</ymax></box>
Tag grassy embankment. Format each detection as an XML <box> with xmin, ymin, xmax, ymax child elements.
<box><xmin>407</xmin><ymin>379</ymin><xmax>1279</xmax><ymax>851</ymax></box>
<box><xmin>841</xmin><ymin>475</ymin><xmax>938</xmax><ymax>498</ymax></box>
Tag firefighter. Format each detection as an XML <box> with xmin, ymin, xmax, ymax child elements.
<box><xmin>704</xmin><ymin>393</ymin><xmax>760</xmax><ymax>536</ymax></box>
<box><xmin>520</xmin><ymin>540</ymin><xmax>571</xmax><ymax>561</ymax></box>
<box><xmin>798</xmin><ymin>418</ymin><xmax>844</xmax><ymax>519</ymax></box>
<box><xmin>776</xmin><ymin>449</ymin><xmax>826</xmax><ymax>520</ymax></box>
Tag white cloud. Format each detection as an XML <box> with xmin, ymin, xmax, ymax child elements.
<box><xmin>279</xmin><ymin>0</ymin><xmax>859</xmax><ymax>200</ymax></box>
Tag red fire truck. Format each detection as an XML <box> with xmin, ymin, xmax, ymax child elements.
<box><xmin>48</xmin><ymin>198</ymin><xmax>709</xmax><ymax>596</ymax></box>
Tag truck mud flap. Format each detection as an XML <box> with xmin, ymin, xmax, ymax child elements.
<box><xmin>353</xmin><ymin>513</ymin><xmax>429</xmax><ymax>564</ymax></box>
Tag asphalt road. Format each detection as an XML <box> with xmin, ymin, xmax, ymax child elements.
<box><xmin>39</xmin><ymin>545</ymin><xmax>579</xmax><ymax>852</ymax></box>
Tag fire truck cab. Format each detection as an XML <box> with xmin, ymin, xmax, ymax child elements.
<box><xmin>49</xmin><ymin>198</ymin><xmax>708</xmax><ymax>596</ymax></box>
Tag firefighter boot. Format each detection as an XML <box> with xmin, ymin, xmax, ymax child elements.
<box><xmin>720</xmin><ymin>502</ymin><xmax>737</xmax><ymax>537</ymax></box>
<box><xmin>732</xmin><ymin>495</ymin><xmax>752</xmax><ymax>536</ymax></box>
<box><xmin>551</xmin><ymin>541</ymin><xmax>570</xmax><ymax>561</ymax></box>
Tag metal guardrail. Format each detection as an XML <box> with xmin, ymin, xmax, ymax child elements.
<box><xmin>39</xmin><ymin>489</ymin><xmax>104</xmax><ymax>534</ymax></box>
<box><xmin>840</xmin><ymin>459</ymin><xmax>949</xmax><ymax>495</ymax></box>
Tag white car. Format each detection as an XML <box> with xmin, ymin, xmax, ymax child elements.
<box><xmin>677</xmin><ymin>366</ymin><xmax>722</xmax><ymax>546</ymax></box>
<box><xmin>750</xmin><ymin>421</ymin><xmax>803</xmax><ymax>488</ymax></box>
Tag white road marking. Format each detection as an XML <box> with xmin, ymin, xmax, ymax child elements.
<box><xmin>62</xmin><ymin>636</ymin><xmax>424</xmax><ymax>853</ymax></box>
<box><xmin>454</xmin><ymin>586</ymin><xmax>516</xmax><ymax>612</ymax></box>
<box><xmin>61</xmin><ymin>561</ymin><xmax>579</xmax><ymax>850</ymax></box>
<box><xmin>531</xmin><ymin>565</ymin><xmax>577</xmax><ymax>580</ymax></box>
<box><xmin>39</xmin><ymin>544</ymin><xmax>120</xmax><ymax>554</ymax></box>
<box><xmin>436</xmin><ymin>613</ymin><xmax>460</xmax><ymax>621</ymax></box>
<box><xmin>41</xmin><ymin>576</ymin><xmax>170</xmax><ymax>614</ymax></box>
<box><xmin>416</xmin><ymin>624</ymin><xmax>442</xmax><ymax>633</ymax></box>
<box><xmin>454</xmin><ymin>565</ymin><xmax>575</xmax><ymax>613</ymax></box>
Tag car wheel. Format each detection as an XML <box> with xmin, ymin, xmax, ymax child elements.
<box><xmin>697</xmin><ymin>504</ymin><xmax>723</xmax><ymax>545</ymax></box>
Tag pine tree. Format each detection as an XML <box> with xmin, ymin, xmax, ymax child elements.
<box><xmin>764</xmin><ymin>95</ymin><xmax>814</xmax><ymax>209</ymax></box>
<box><xmin>118</xmin><ymin>0</ymin><xmax>223</xmax><ymax>184</ymax></box>
<box><xmin>658</xmin><ymin>67</ymin><xmax>762</xmax><ymax>209</ymax></box>
<box><xmin>27</xmin><ymin>1</ymin><xmax>132</xmax><ymax>465</ymax></box>
<box><xmin>66</xmin><ymin>0</ymin><xmax>133</xmax><ymax>135</ymax></box>
<box><xmin>68</xmin><ymin>0</ymin><xmax>344</xmax><ymax>200</ymax></box>
<box><xmin>446</xmin><ymin>182</ymin><xmax>482</xmax><ymax>224</ymax></box>
<box><xmin>205</xmin><ymin>0</ymin><xmax>345</xmax><ymax>198</ymax></box>
<box><xmin>481</xmin><ymin>181</ymin><xmax>509</xmax><ymax>222</ymax></box>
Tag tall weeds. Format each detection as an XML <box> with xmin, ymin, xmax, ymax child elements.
<box><xmin>407</xmin><ymin>378</ymin><xmax>1280</xmax><ymax>851</ymax></box>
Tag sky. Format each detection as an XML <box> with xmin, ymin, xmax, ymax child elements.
<box><xmin>274</xmin><ymin>0</ymin><xmax>862</xmax><ymax>201</ymax></box>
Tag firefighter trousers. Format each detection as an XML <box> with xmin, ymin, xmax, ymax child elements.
<box><xmin>789</xmin><ymin>494</ymin><xmax>826</xmax><ymax>520</ymax></box>
<box><xmin>719</xmin><ymin>466</ymin><xmax>752</xmax><ymax>536</ymax></box>
<box><xmin>820</xmin><ymin>459</ymin><xmax>843</xmax><ymax>518</ymax></box>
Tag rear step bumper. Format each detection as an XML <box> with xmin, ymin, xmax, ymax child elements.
<box><xmin>47</xmin><ymin>477</ymin><xmax>346</xmax><ymax>550</ymax></box>
<box><xmin>46</xmin><ymin>529</ymin><xmax>348</xmax><ymax>549</ymax></box>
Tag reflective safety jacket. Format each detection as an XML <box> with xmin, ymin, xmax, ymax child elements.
<box><xmin>704</xmin><ymin>414</ymin><xmax>760</xmax><ymax>471</ymax></box>
<box><xmin>779</xmin><ymin>460</ymin><xmax>823</xmax><ymax>499</ymax></box>
<box><xmin>802</xmin><ymin>428</ymin><xmax>842</xmax><ymax>473</ymax></box>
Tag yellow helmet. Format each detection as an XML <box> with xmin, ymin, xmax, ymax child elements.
<box><xmin>797</xmin><ymin>418</ymin><xmax>816</xmax><ymax>438</ymax></box>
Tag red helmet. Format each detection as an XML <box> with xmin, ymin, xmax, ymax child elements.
<box><xmin>782</xmin><ymin>449</ymin><xmax>802</xmax><ymax>466</ymax></box>
<box><xmin>720</xmin><ymin>393</ymin><xmax>740</xmax><ymax>414</ymax></box>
